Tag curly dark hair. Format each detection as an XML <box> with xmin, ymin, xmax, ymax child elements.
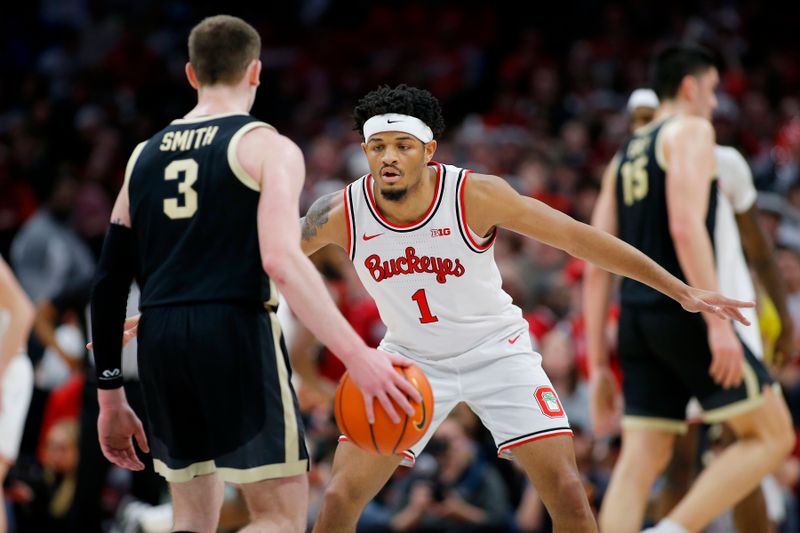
<box><xmin>353</xmin><ymin>84</ymin><xmax>446</xmax><ymax>140</ymax></box>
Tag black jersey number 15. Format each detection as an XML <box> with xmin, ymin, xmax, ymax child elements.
<box><xmin>163</xmin><ymin>158</ymin><xmax>199</xmax><ymax>219</ymax></box>
<box><xmin>621</xmin><ymin>155</ymin><xmax>649</xmax><ymax>206</ymax></box>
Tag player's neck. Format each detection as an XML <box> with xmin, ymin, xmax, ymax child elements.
<box><xmin>185</xmin><ymin>85</ymin><xmax>252</xmax><ymax>118</ymax></box>
<box><xmin>373</xmin><ymin>165</ymin><xmax>437</xmax><ymax>225</ymax></box>
<box><xmin>654</xmin><ymin>101</ymin><xmax>692</xmax><ymax>122</ymax></box>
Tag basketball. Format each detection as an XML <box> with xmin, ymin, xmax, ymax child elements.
<box><xmin>334</xmin><ymin>363</ymin><xmax>434</xmax><ymax>455</ymax></box>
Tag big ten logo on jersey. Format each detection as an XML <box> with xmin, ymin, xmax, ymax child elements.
<box><xmin>534</xmin><ymin>386</ymin><xmax>565</xmax><ymax>418</ymax></box>
<box><xmin>430</xmin><ymin>227</ymin><xmax>451</xmax><ymax>237</ymax></box>
<box><xmin>621</xmin><ymin>134</ymin><xmax>651</xmax><ymax>206</ymax></box>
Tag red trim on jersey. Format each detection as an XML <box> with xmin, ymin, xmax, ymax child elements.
<box><xmin>343</xmin><ymin>186</ymin><xmax>352</xmax><ymax>257</ymax></box>
<box><xmin>366</xmin><ymin>162</ymin><xmax>442</xmax><ymax>229</ymax></box>
<box><xmin>459</xmin><ymin>170</ymin><xmax>497</xmax><ymax>250</ymax></box>
<box><xmin>497</xmin><ymin>430</ymin><xmax>573</xmax><ymax>456</ymax></box>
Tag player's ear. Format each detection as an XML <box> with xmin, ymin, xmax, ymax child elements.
<box><xmin>248</xmin><ymin>59</ymin><xmax>261</xmax><ymax>87</ymax></box>
<box><xmin>424</xmin><ymin>140</ymin><xmax>437</xmax><ymax>163</ymax></box>
<box><xmin>185</xmin><ymin>63</ymin><xmax>200</xmax><ymax>90</ymax></box>
<box><xmin>679</xmin><ymin>74</ymin><xmax>697</xmax><ymax>102</ymax></box>
<box><xmin>361</xmin><ymin>141</ymin><xmax>368</xmax><ymax>156</ymax></box>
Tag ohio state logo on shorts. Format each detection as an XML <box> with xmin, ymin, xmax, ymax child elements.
<box><xmin>534</xmin><ymin>386</ymin><xmax>565</xmax><ymax>418</ymax></box>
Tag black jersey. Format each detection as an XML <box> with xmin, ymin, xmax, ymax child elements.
<box><xmin>127</xmin><ymin>113</ymin><xmax>276</xmax><ymax>309</ymax></box>
<box><xmin>615</xmin><ymin>118</ymin><xmax>717</xmax><ymax>307</ymax></box>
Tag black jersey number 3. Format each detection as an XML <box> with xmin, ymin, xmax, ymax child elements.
<box><xmin>163</xmin><ymin>158</ymin><xmax>199</xmax><ymax>219</ymax></box>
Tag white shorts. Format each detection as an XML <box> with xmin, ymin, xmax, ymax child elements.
<box><xmin>339</xmin><ymin>327</ymin><xmax>572</xmax><ymax>466</ymax></box>
<box><xmin>0</xmin><ymin>353</ymin><xmax>34</xmax><ymax>463</ymax></box>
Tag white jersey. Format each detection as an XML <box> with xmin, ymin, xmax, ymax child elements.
<box><xmin>345</xmin><ymin>162</ymin><xmax>527</xmax><ymax>360</ymax></box>
<box><xmin>714</xmin><ymin>145</ymin><xmax>762</xmax><ymax>358</ymax></box>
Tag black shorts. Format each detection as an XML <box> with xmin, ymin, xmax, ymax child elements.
<box><xmin>617</xmin><ymin>303</ymin><xmax>773</xmax><ymax>433</ymax></box>
<box><xmin>137</xmin><ymin>303</ymin><xmax>308</xmax><ymax>483</ymax></box>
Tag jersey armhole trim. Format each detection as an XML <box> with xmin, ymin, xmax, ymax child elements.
<box><xmin>227</xmin><ymin>121</ymin><xmax>278</xmax><ymax>192</ymax></box>
<box><xmin>344</xmin><ymin>185</ymin><xmax>357</xmax><ymax>260</ymax></box>
<box><xmin>123</xmin><ymin>141</ymin><xmax>148</xmax><ymax>195</ymax></box>
<box><xmin>655</xmin><ymin>125</ymin><xmax>668</xmax><ymax>171</ymax></box>
<box><xmin>456</xmin><ymin>170</ymin><xmax>496</xmax><ymax>253</ymax></box>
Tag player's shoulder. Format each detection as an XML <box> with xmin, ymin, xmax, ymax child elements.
<box><xmin>663</xmin><ymin>114</ymin><xmax>715</xmax><ymax>140</ymax></box>
<box><xmin>462</xmin><ymin>172</ymin><xmax>509</xmax><ymax>194</ymax></box>
<box><xmin>461</xmin><ymin>172</ymin><xmax>519</xmax><ymax>214</ymax></box>
<box><xmin>237</xmin><ymin>125</ymin><xmax>299</xmax><ymax>157</ymax></box>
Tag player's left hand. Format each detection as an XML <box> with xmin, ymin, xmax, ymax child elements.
<box><xmin>680</xmin><ymin>287</ymin><xmax>754</xmax><ymax>326</ymax></box>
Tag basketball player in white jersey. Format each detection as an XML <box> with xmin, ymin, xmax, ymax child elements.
<box><xmin>0</xmin><ymin>257</ymin><xmax>35</xmax><ymax>533</ymax></box>
<box><xmin>584</xmin><ymin>45</ymin><xmax>795</xmax><ymax>533</ymax></box>
<box><xmin>298</xmin><ymin>84</ymin><xmax>756</xmax><ymax>533</ymax></box>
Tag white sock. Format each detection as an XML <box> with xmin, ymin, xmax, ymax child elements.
<box><xmin>642</xmin><ymin>518</ymin><xmax>690</xmax><ymax>533</ymax></box>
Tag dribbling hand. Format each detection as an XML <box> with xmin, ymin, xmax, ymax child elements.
<box><xmin>345</xmin><ymin>348</ymin><xmax>423</xmax><ymax>424</ymax></box>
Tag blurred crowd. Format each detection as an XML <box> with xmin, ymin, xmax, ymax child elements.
<box><xmin>3</xmin><ymin>1</ymin><xmax>800</xmax><ymax>531</ymax></box>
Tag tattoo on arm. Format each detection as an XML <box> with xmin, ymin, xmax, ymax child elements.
<box><xmin>301</xmin><ymin>192</ymin><xmax>336</xmax><ymax>241</ymax></box>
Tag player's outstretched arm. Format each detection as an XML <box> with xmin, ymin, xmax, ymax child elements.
<box><xmin>240</xmin><ymin>128</ymin><xmax>421</xmax><ymax>423</ymax></box>
<box><xmin>463</xmin><ymin>172</ymin><xmax>754</xmax><ymax>325</ymax></box>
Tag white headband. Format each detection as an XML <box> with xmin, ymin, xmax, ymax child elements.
<box><xmin>363</xmin><ymin>113</ymin><xmax>434</xmax><ymax>143</ymax></box>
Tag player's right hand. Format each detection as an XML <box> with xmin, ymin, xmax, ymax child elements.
<box><xmin>707</xmin><ymin>320</ymin><xmax>744</xmax><ymax>389</ymax></box>
<box><xmin>346</xmin><ymin>348</ymin><xmax>423</xmax><ymax>425</ymax></box>
<box><xmin>589</xmin><ymin>366</ymin><xmax>621</xmax><ymax>437</ymax></box>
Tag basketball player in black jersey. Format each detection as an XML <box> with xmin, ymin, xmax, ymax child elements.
<box><xmin>88</xmin><ymin>15</ymin><xmax>419</xmax><ymax>533</ymax></box>
<box><xmin>584</xmin><ymin>44</ymin><xmax>795</xmax><ymax>533</ymax></box>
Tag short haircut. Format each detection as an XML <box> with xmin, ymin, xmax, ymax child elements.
<box><xmin>353</xmin><ymin>84</ymin><xmax>446</xmax><ymax>140</ymax></box>
<box><xmin>651</xmin><ymin>44</ymin><xmax>717</xmax><ymax>100</ymax></box>
<box><xmin>188</xmin><ymin>15</ymin><xmax>261</xmax><ymax>86</ymax></box>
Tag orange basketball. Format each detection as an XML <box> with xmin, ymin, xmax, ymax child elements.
<box><xmin>334</xmin><ymin>363</ymin><xmax>434</xmax><ymax>456</ymax></box>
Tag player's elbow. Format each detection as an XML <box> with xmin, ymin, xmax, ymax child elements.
<box><xmin>261</xmin><ymin>249</ymin><xmax>300</xmax><ymax>286</ymax></box>
<box><xmin>668</xmin><ymin>216</ymin><xmax>701</xmax><ymax>246</ymax></box>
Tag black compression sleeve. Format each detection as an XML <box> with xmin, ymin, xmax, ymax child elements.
<box><xmin>90</xmin><ymin>223</ymin><xmax>135</xmax><ymax>389</ymax></box>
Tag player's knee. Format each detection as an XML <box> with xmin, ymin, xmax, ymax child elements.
<box><xmin>619</xmin><ymin>439</ymin><xmax>673</xmax><ymax>479</ymax></box>
<box><xmin>771</xmin><ymin>414</ymin><xmax>796</xmax><ymax>458</ymax></box>
<box><xmin>321</xmin><ymin>476</ymin><xmax>371</xmax><ymax>513</ymax></box>
<box><xmin>545</xmin><ymin>470</ymin><xmax>591</xmax><ymax>517</ymax></box>
<box><xmin>756</xmin><ymin>394</ymin><xmax>795</xmax><ymax>457</ymax></box>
